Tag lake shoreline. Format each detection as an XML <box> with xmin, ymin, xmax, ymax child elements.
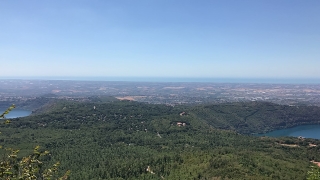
<box><xmin>256</xmin><ymin>124</ymin><xmax>320</xmax><ymax>139</ymax></box>
<box><xmin>0</xmin><ymin>109</ymin><xmax>32</xmax><ymax>119</ymax></box>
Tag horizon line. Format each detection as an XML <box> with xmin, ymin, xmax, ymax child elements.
<box><xmin>1</xmin><ymin>76</ymin><xmax>320</xmax><ymax>84</ymax></box>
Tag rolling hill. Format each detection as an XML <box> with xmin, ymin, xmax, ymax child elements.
<box><xmin>1</xmin><ymin>99</ymin><xmax>320</xmax><ymax>179</ymax></box>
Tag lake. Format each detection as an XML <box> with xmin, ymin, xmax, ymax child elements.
<box><xmin>258</xmin><ymin>124</ymin><xmax>320</xmax><ymax>139</ymax></box>
<box><xmin>0</xmin><ymin>109</ymin><xmax>32</xmax><ymax>119</ymax></box>
<box><xmin>2</xmin><ymin>108</ymin><xmax>320</xmax><ymax>140</ymax></box>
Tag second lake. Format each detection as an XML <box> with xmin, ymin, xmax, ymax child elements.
<box><xmin>258</xmin><ymin>124</ymin><xmax>320</xmax><ymax>139</ymax></box>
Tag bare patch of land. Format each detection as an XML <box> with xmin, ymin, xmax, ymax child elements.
<box><xmin>116</xmin><ymin>96</ymin><xmax>135</xmax><ymax>101</ymax></box>
<box><xmin>311</xmin><ymin>160</ymin><xmax>320</xmax><ymax>167</ymax></box>
<box><xmin>279</xmin><ymin>143</ymin><xmax>299</xmax><ymax>147</ymax></box>
<box><xmin>116</xmin><ymin>96</ymin><xmax>147</xmax><ymax>101</ymax></box>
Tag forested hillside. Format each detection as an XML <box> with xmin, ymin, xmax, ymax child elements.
<box><xmin>1</xmin><ymin>99</ymin><xmax>320</xmax><ymax>179</ymax></box>
<box><xmin>191</xmin><ymin>101</ymin><xmax>320</xmax><ymax>134</ymax></box>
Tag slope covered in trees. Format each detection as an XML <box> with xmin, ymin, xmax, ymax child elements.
<box><xmin>1</xmin><ymin>99</ymin><xmax>320</xmax><ymax>179</ymax></box>
<box><xmin>190</xmin><ymin>101</ymin><xmax>320</xmax><ymax>134</ymax></box>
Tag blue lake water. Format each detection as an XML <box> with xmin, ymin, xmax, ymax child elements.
<box><xmin>2</xmin><ymin>108</ymin><xmax>320</xmax><ymax>140</ymax></box>
<box><xmin>0</xmin><ymin>109</ymin><xmax>32</xmax><ymax>119</ymax></box>
<box><xmin>258</xmin><ymin>125</ymin><xmax>320</xmax><ymax>139</ymax></box>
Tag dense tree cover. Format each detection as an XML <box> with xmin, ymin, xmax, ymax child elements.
<box><xmin>307</xmin><ymin>166</ymin><xmax>320</xmax><ymax>180</ymax></box>
<box><xmin>0</xmin><ymin>97</ymin><xmax>56</xmax><ymax>111</ymax></box>
<box><xmin>0</xmin><ymin>105</ymin><xmax>70</xmax><ymax>180</ymax></box>
<box><xmin>190</xmin><ymin>101</ymin><xmax>320</xmax><ymax>134</ymax></box>
<box><xmin>1</xmin><ymin>100</ymin><xmax>320</xmax><ymax>179</ymax></box>
<box><xmin>0</xmin><ymin>146</ymin><xmax>70</xmax><ymax>180</ymax></box>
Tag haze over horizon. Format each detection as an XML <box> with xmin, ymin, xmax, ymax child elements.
<box><xmin>1</xmin><ymin>1</ymin><xmax>320</xmax><ymax>80</ymax></box>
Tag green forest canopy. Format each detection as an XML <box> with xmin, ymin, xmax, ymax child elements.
<box><xmin>1</xmin><ymin>99</ymin><xmax>320</xmax><ymax>179</ymax></box>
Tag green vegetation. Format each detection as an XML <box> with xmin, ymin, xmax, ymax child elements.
<box><xmin>0</xmin><ymin>104</ymin><xmax>15</xmax><ymax>120</ymax></box>
<box><xmin>190</xmin><ymin>101</ymin><xmax>320</xmax><ymax>134</ymax></box>
<box><xmin>307</xmin><ymin>166</ymin><xmax>320</xmax><ymax>180</ymax></box>
<box><xmin>0</xmin><ymin>105</ymin><xmax>70</xmax><ymax>180</ymax></box>
<box><xmin>0</xmin><ymin>146</ymin><xmax>70</xmax><ymax>180</ymax></box>
<box><xmin>1</xmin><ymin>100</ymin><xmax>320</xmax><ymax>179</ymax></box>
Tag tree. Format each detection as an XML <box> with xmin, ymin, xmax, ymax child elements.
<box><xmin>0</xmin><ymin>104</ymin><xmax>15</xmax><ymax>124</ymax></box>
<box><xmin>0</xmin><ymin>105</ymin><xmax>70</xmax><ymax>180</ymax></box>
<box><xmin>307</xmin><ymin>166</ymin><xmax>320</xmax><ymax>180</ymax></box>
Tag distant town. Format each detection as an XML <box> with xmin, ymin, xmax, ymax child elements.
<box><xmin>1</xmin><ymin>79</ymin><xmax>320</xmax><ymax>107</ymax></box>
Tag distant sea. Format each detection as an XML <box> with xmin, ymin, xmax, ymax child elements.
<box><xmin>1</xmin><ymin>77</ymin><xmax>320</xmax><ymax>84</ymax></box>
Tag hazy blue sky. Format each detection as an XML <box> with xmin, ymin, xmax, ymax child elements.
<box><xmin>1</xmin><ymin>1</ymin><xmax>319</xmax><ymax>80</ymax></box>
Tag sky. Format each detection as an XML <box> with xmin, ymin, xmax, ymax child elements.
<box><xmin>1</xmin><ymin>1</ymin><xmax>320</xmax><ymax>81</ymax></box>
